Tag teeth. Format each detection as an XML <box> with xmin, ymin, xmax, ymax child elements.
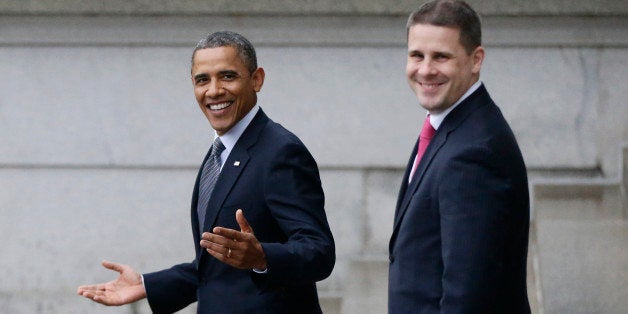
<box><xmin>208</xmin><ymin>102</ymin><xmax>232</xmax><ymax>110</ymax></box>
<box><xmin>422</xmin><ymin>83</ymin><xmax>439</xmax><ymax>88</ymax></box>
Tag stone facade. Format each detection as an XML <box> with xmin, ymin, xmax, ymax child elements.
<box><xmin>1</xmin><ymin>1</ymin><xmax>626</xmax><ymax>313</ymax></box>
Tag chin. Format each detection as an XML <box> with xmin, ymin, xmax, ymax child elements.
<box><xmin>418</xmin><ymin>99</ymin><xmax>437</xmax><ymax>109</ymax></box>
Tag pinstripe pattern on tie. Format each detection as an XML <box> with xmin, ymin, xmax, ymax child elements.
<box><xmin>197</xmin><ymin>137</ymin><xmax>226</xmax><ymax>233</ymax></box>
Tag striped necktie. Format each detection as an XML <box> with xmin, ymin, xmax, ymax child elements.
<box><xmin>197</xmin><ymin>137</ymin><xmax>226</xmax><ymax>233</ymax></box>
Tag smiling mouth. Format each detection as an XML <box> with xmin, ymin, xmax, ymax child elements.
<box><xmin>420</xmin><ymin>82</ymin><xmax>443</xmax><ymax>88</ymax></box>
<box><xmin>207</xmin><ymin>102</ymin><xmax>233</xmax><ymax>111</ymax></box>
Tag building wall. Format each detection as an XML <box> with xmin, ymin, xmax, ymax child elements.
<box><xmin>1</xmin><ymin>1</ymin><xmax>626</xmax><ymax>313</ymax></box>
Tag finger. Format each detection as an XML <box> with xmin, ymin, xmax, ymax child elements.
<box><xmin>81</xmin><ymin>289</ymin><xmax>105</xmax><ymax>298</ymax></box>
<box><xmin>212</xmin><ymin>226</ymin><xmax>245</xmax><ymax>242</ymax></box>
<box><xmin>78</xmin><ymin>286</ymin><xmax>94</xmax><ymax>295</ymax></box>
<box><xmin>79</xmin><ymin>290</ymin><xmax>94</xmax><ymax>298</ymax></box>
<box><xmin>200</xmin><ymin>232</ymin><xmax>213</xmax><ymax>241</ymax></box>
<box><xmin>92</xmin><ymin>295</ymin><xmax>108</xmax><ymax>305</ymax></box>
<box><xmin>205</xmin><ymin>245</ymin><xmax>246</xmax><ymax>268</ymax></box>
<box><xmin>205</xmin><ymin>244</ymin><xmax>229</xmax><ymax>262</ymax></box>
<box><xmin>203</xmin><ymin>238</ymin><xmax>240</xmax><ymax>261</ymax></box>
<box><xmin>78</xmin><ymin>282</ymin><xmax>109</xmax><ymax>294</ymax></box>
<box><xmin>201</xmin><ymin>238</ymin><xmax>230</xmax><ymax>255</ymax></box>
<box><xmin>78</xmin><ymin>285</ymin><xmax>93</xmax><ymax>294</ymax></box>
<box><xmin>200</xmin><ymin>232</ymin><xmax>233</xmax><ymax>247</ymax></box>
<box><xmin>80</xmin><ymin>290</ymin><xmax>106</xmax><ymax>302</ymax></box>
<box><xmin>236</xmin><ymin>209</ymin><xmax>254</xmax><ymax>234</ymax></box>
<box><xmin>87</xmin><ymin>291</ymin><xmax>111</xmax><ymax>305</ymax></box>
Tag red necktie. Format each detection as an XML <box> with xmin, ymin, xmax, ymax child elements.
<box><xmin>410</xmin><ymin>115</ymin><xmax>436</xmax><ymax>181</ymax></box>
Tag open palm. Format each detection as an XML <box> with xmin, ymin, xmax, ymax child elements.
<box><xmin>77</xmin><ymin>260</ymin><xmax>146</xmax><ymax>306</ymax></box>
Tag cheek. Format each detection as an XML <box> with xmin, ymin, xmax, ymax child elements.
<box><xmin>194</xmin><ymin>89</ymin><xmax>204</xmax><ymax>103</ymax></box>
<box><xmin>233</xmin><ymin>87</ymin><xmax>252</xmax><ymax>104</ymax></box>
<box><xmin>405</xmin><ymin>63</ymin><xmax>415</xmax><ymax>77</ymax></box>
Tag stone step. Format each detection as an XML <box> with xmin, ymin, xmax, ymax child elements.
<box><xmin>530</xmin><ymin>143</ymin><xmax>627</xmax><ymax>314</ymax></box>
<box><xmin>338</xmin><ymin>257</ymin><xmax>389</xmax><ymax>314</ymax></box>
<box><xmin>339</xmin><ymin>252</ymin><xmax>543</xmax><ymax>314</ymax></box>
<box><xmin>319</xmin><ymin>291</ymin><xmax>343</xmax><ymax>314</ymax></box>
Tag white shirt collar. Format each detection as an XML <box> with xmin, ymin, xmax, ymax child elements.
<box><xmin>214</xmin><ymin>105</ymin><xmax>260</xmax><ymax>166</ymax></box>
<box><xmin>429</xmin><ymin>81</ymin><xmax>482</xmax><ymax>130</ymax></box>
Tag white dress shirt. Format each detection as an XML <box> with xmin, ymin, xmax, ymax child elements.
<box><xmin>408</xmin><ymin>81</ymin><xmax>482</xmax><ymax>183</ymax></box>
<box><xmin>215</xmin><ymin>105</ymin><xmax>260</xmax><ymax>169</ymax></box>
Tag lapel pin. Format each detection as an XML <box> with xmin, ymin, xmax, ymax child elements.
<box><xmin>233</xmin><ymin>161</ymin><xmax>241</xmax><ymax>166</ymax></box>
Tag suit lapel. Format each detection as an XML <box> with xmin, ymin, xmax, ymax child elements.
<box><xmin>201</xmin><ymin>153</ymin><xmax>249</xmax><ymax>232</ymax></box>
<box><xmin>394</xmin><ymin>138</ymin><xmax>419</xmax><ymax>219</ymax></box>
<box><xmin>191</xmin><ymin>146</ymin><xmax>212</xmax><ymax>254</ymax></box>
<box><xmin>390</xmin><ymin>84</ymin><xmax>492</xmax><ymax>245</ymax></box>
<box><xmin>392</xmin><ymin>129</ymin><xmax>447</xmax><ymax>232</ymax></box>
<box><xmin>201</xmin><ymin>109</ymin><xmax>268</xmax><ymax>235</ymax></box>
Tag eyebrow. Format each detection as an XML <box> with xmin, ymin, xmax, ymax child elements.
<box><xmin>218</xmin><ymin>70</ymin><xmax>240</xmax><ymax>77</ymax></box>
<box><xmin>193</xmin><ymin>70</ymin><xmax>241</xmax><ymax>81</ymax></box>
<box><xmin>435</xmin><ymin>51</ymin><xmax>454</xmax><ymax>57</ymax></box>
<box><xmin>408</xmin><ymin>49</ymin><xmax>454</xmax><ymax>57</ymax></box>
<box><xmin>193</xmin><ymin>73</ymin><xmax>208</xmax><ymax>82</ymax></box>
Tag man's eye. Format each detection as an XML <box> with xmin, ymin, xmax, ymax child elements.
<box><xmin>222</xmin><ymin>73</ymin><xmax>238</xmax><ymax>81</ymax></box>
<box><xmin>410</xmin><ymin>53</ymin><xmax>424</xmax><ymax>60</ymax></box>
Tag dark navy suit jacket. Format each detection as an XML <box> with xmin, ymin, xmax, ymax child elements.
<box><xmin>388</xmin><ymin>85</ymin><xmax>531</xmax><ymax>313</ymax></box>
<box><xmin>143</xmin><ymin>109</ymin><xmax>335</xmax><ymax>313</ymax></box>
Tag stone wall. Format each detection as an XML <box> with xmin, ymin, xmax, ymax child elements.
<box><xmin>1</xmin><ymin>1</ymin><xmax>626</xmax><ymax>313</ymax></box>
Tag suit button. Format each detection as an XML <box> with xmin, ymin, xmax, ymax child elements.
<box><xmin>389</xmin><ymin>255</ymin><xmax>395</xmax><ymax>263</ymax></box>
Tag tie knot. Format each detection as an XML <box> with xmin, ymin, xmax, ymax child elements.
<box><xmin>420</xmin><ymin>116</ymin><xmax>436</xmax><ymax>140</ymax></box>
<box><xmin>212</xmin><ymin>137</ymin><xmax>226</xmax><ymax>154</ymax></box>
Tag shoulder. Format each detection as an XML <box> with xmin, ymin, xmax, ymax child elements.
<box><xmin>259</xmin><ymin>119</ymin><xmax>309</xmax><ymax>151</ymax></box>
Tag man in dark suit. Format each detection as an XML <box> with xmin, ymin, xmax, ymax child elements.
<box><xmin>388</xmin><ymin>1</ymin><xmax>531</xmax><ymax>313</ymax></box>
<box><xmin>78</xmin><ymin>31</ymin><xmax>335</xmax><ymax>313</ymax></box>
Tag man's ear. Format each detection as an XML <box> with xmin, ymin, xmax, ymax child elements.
<box><xmin>251</xmin><ymin>67</ymin><xmax>265</xmax><ymax>92</ymax></box>
<box><xmin>471</xmin><ymin>46</ymin><xmax>485</xmax><ymax>74</ymax></box>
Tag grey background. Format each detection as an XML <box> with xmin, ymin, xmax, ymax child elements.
<box><xmin>1</xmin><ymin>1</ymin><xmax>626</xmax><ymax>313</ymax></box>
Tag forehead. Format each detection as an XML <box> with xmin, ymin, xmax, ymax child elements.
<box><xmin>191</xmin><ymin>46</ymin><xmax>246</xmax><ymax>73</ymax></box>
<box><xmin>407</xmin><ymin>24</ymin><xmax>463</xmax><ymax>51</ymax></box>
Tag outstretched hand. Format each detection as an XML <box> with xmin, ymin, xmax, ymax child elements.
<box><xmin>200</xmin><ymin>209</ymin><xmax>268</xmax><ymax>270</ymax></box>
<box><xmin>77</xmin><ymin>260</ymin><xmax>146</xmax><ymax>306</ymax></box>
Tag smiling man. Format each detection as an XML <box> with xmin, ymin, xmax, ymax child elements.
<box><xmin>192</xmin><ymin>41</ymin><xmax>261</xmax><ymax>136</ymax></box>
<box><xmin>78</xmin><ymin>31</ymin><xmax>335</xmax><ymax>314</ymax></box>
<box><xmin>388</xmin><ymin>1</ymin><xmax>531</xmax><ymax>313</ymax></box>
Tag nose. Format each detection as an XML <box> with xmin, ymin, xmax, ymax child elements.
<box><xmin>417</xmin><ymin>59</ymin><xmax>436</xmax><ymax>77</ymax></box>
<box><xmin>205</xmin><ymin>80</ymin><xmax>224</xmax><ymax>98</ymax></box>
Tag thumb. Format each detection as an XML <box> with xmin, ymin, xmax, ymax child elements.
<box><xmin>102</xmin><ymin>260</ymin><xmax>124</xmax><ymax>274</ymax></box>
<box><xmin>236</xmin><ymin>209</ymin><xmax>253</xmax><ymax>234</ymax></box>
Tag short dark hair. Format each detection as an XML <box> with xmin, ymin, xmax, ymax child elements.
<box><xmin>407</xmin><ymin>0</ymin><xmax>482</xmax><ymax>54</ymax></box>
<box><xmin>191</xmin><ymin>31</ymin><xmax>258</xmax><ymax>73</ymax></box>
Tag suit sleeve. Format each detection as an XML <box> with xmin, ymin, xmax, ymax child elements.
<box><xmin>438</xmin><ymin>144</ymin><xmax>514</xmax><ymax>312</ymax></box>
<box><xmin>256</xmin><ymin>141</ymin><xmax>335</xmax><ymax>286</ymax></box>
<box><xmin>143</xmin><ymin>261</ymin><xmax>198</xmax><ymax>314</ymax></box>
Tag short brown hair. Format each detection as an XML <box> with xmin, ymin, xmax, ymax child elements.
<box><xmin>407</xmin><ymin>0</ymin><xmax>482</xmax><ymax>54</ymax></box>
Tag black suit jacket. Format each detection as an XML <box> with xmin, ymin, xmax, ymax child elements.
<box><xmin>143</xmin><ymin>109</ymin><xmax>335</xmax><ymax>313</ymax></box>
<box><xmin>388</xmin><ymin>85</ymin><xmax>531</xmax><ymax>313</ymax></box>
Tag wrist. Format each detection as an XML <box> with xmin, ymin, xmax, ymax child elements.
<box><xmin>254</xmin><ymin>259</ymin><xmax>267</xmax><ymax>271</ymax></box>
<box><xmin>255</xmin><ymin>242</ymin><xmax>267</xmax><ymax>270</ymax></box>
